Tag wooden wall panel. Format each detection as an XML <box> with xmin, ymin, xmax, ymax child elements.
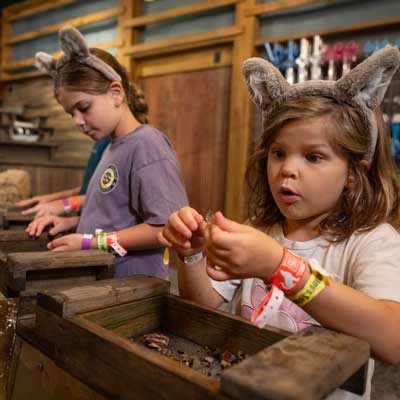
<box><xmin>1</xmin><ymin>76</ymin><xmax>92</xmax><ymax>165</ymax></box>
<box><xmin>141</xmin><ymin>66</ymin><xmax>231</xmax><ymax>215</ymax></box>
<box><xmin>0</xmin><ymin>164</ymin><xmax>84</xmax><ymax>196</ymax></box>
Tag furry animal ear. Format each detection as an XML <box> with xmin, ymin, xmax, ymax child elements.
<box><xmin>242</xmin><ymin>57</ymin><xmax>289</xmax><ymax>110</ymax></box>
<box><xmin>34</xmin><ymin>52</ymin><xmax>57</xmax><ymax>78</ymax></box>
<box><xmin>336</xmin><ymin>45</ymin><xmax>400</xmax><ymax>108</ymax></box>
<box><xmin>59</xmin><ymin>26</ymin><xmax>90</xmax><ymax>58</ymax></box>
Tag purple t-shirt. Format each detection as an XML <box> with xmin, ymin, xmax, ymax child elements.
<box><xmin>77</xmin><ymin>125</ymin><xmax>188</xmax><ymax>278</ymax></box>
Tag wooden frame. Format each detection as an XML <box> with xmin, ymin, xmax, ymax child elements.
<box><xmin>1</xmin><ymin>0</ymin><xmax>123</xmax><ymax>81</ymax></box>
<box><xmin>18</xmin><ymin>276</ymin><xmax>369</xmax><ymax>400</ymax></box>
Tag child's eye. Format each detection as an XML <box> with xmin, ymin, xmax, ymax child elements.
<box><xmin>306</xmin><ymin>153</ymin><xmax>322</xmax><ymax>162</ymax></box>
<box><xmin>271</xmin><ymin>149</ymin><xmax>285</xmax><ymax>158</ymax></box>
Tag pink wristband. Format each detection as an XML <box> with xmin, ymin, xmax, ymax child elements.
<box><xmin>62</xmin><ymin>198</ymin><xmax>72</xmax><ymax>214</ymax></box>
<box><xmin>81</xmin><ymin>234</ymin><xmax>93</xmax><ymax>250</ymax></box>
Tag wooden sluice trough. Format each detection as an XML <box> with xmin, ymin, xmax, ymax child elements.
<box><xmin>0</xmin><ymin>209</ymin><xmax>33</xmax><ymax>230</ymax></box>
<box><xmin>0</xmin><ymin>229</ymin><xmax>115</xmax><ymax>399</ymax></box>
<box><xmin>8</xmin><ymin>276</ymin><xmax>371</xmax><ymax>400</ymax></box>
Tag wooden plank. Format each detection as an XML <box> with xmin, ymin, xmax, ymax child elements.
<box><xmin>220</xmin><ymin>326</ymin><xmax>369</xmax><ymax>400</ymax></box>
<box><xmin>34</xmin><ymin>307</ymin><xmax>224</xmax><ymax>400</ymax></box>
<box><xmin>245</xmin><ymin>0</ymin><xmax>322</xmax><ymax>17</ymax></box>
<box><xmin>164</xmin><ymin>295</ymin><xmax>285</xmax><ymax>353</ymax></box>
<box><xmin>8</xmin><ymin>336</ymin><xmax>107</xmax><ymax>400</ymax></box>
<box><xmin>371</xmin><ymin>360</ymin><xmax>400</xmax><ymax>399</ymax></box>
<box><xmin>4</xmin><ymin>8</ymin><xmax>121</xmax><ymax>45</ymax></box>
<box><xmin>0</xmin><ymin>230</ymin><xmax>48</xmax><ymax>253</ymax></box>
<box><xmin>224</xmin><ymin>0</ymin><xmax>258</xmax><ymax>221</ymax></box>
<box><xmin>3</xmin><ymin>0</ymin><xmax>79</xmax><ymax>22</ymax></box>
<box><xmin>37</xmin><ymin>276</ymin><xmax>170</xmax><ymax>317</ymax></box>
<box><xmin>123</xmin><ymin>0</ymin><xmax>239</xmax><ymax>29</ymax></box>
<box><xmin>2</xmin><ymin>40</ymin><xmax>121</xmax><ymax>72</ymax></box>
<box><xmin>138</xmin><ymin>46</ymin><xmax>232</xmax><ymax>78</ymax></box>
<box><xmin>255</xmin><ymin>15</ymin><xmax>400</xmax><ymax>45</ymax></box>
<box><xmin>122</xmin><ymin>26</ymin><xmax>242</xmax><ymax>59</ymax></box>
<box><xmin>5</xmin><ymin>250</ymin><xmax>115</xmax><ymax>292</ymax></box>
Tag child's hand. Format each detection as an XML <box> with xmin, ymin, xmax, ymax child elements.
<box><xmin>16</xmin><ymin>194</ymin><xmax>54</xmax><ymax>208</ymax></box>
<box><xmin>26</xmin><ymin>215</ymin><xmax>78</xmax><ymax>237</ymax></box>
<box><xmin>158</xmin><ymin>207</ymin><xmax>207</xmax><ymax>256</ymax></box>
<box><xmin>20</xmin><ymin>199</ymin><xmax>64</xmax><ymax>217</ymax></box>
<box><xmin>47</xmin><ymin>233</ymin><xmax>84</xmax><ymax>252</ymax></box>
<box><xmin>205</xmin><ymin>211</ymin><xmax>283</xmax><ymax>282</ymax></box>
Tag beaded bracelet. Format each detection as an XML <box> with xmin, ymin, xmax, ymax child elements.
<box><xmin>96</xmin><ymin>231</ymin><xmax>108</xmax><ymax>252</ymax></box>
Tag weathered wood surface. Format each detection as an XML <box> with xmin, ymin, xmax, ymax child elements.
<box><xmin>220</xmin><ymin>326</ymin><xmax>369</xmax><ymax>400</ymax></box>
<box><xmin>371</xmin><ymin>360</ymin><xmax>400</xmax><ymax>400</ymax></box>
<box><xmin>28</xmin><ymin>277</ymin><xmax>370</xmax><ymax>400</ymax></box>
<box><xmin>0</xmin><ymin>210</ymin><xmax>33</xmax><ymax>230</ymax></box>
<box><xmin>3</xmin><ymin>250</ymin><xmax>114</xmax><ymax>293</ymax></box>
<box><xmin>32</xmin><ymin>307</ymin><xmax>227</xmax><ymax>400</ymax></box>
<box><xmin>8</xmin><ymin>336</ymin><xmax>106</xmax><ymax>400</ymax></box>
<box><xmin>0</xmin><ymin>230</ymin><xmax>48</xmax><ymax>254</ymax></box>
<box><xmin>37</xmin><ymin>275</ymin><xmax>170</xmax><ymax>317</ymax></box>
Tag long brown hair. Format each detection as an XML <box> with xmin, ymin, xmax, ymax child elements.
<box><xmin>246</xmin><ymin>96</ymin><xmax>400</xmax><ymax>241</ymax></box>
<box><xmin>54</xmin><ymin>48</ymin><xmax>148</xmax><ymax>124</ymax></box>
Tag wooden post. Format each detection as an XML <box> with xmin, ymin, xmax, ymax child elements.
<box><xmin>224</xmin><ymin>0</ymin><xmax>258</xmax><ymax>221</ymax></box>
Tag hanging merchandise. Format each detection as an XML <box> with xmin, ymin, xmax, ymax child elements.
<box><xmin>323</xmin><ymin>45</ymin><xmax>337</xmax><ymax>80</ymax></box>
<box><xmin>310</xmin><ymin>35</ymin><xmax>323</xmax><ymax>80</ymax></box>
<box><xmin>295</xmin><ymin>38</ymin><xmax>311</xmax><ymax>83</ymax></box>
<box><xmin>264</xmin><ymin>42</ymin><xmax>286</xmax><ymax>69</ymax></box>
<box><xmin>282</xmin><ymin>41</ymin><xmax>299</xmax><ymax>84</ymax></box>
<box><xmin>342</xmin><ymin>40</ymin><xmax>359</xmax><ymax>75</ymax></box>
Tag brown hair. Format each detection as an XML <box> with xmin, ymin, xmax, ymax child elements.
<box><xmin>246</xmin><ymin>96</ymin><xmax>400</xmax><ymax>241</ymax></box>
<box><xmin>54</xmin><ymin>48</ymin><xmax>148</xmax><ymax>124</ymax></box>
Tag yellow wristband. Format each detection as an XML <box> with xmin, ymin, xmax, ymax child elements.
<box><xmin>288</xmin><ymin>270</ymin><xmax>328</xmax><ymax>307</ymax></box>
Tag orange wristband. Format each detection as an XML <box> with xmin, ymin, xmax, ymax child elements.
<box><xmin>69</xmin><ymin>196</ymin><xmax>81</xmax><ymax>212</ymax></box>
<box><xmin>269</xmin><ymin>248</ymin><xmax>308</xmax><ymax>294</ymax></box>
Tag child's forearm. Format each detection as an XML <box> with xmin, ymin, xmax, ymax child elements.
<box><xmin>90</xmin><ymin>223</ymin><xmax>163</xmax><ymax>251</ymax></box>
<box><xmin>303</xmin><ymin>279</ymin><xmax>400</xmax><ymax>364</ymax></box>
<box><xmin>177</xmin><ymin>258</ymin><xmax>224</xmax><ymax>308</ymax></box>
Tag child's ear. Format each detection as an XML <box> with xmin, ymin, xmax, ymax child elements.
<box><xmin>109</xmin><ymin>82</ymin><xmax>124</xmax><ymax>107</ymax></box>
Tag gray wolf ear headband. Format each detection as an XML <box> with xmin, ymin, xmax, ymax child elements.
<box><xmin>34</xmin><ymin>26</ymin><xmax>121</xmax><ymax>82</ymax></box>
<box><xmin>243</xmin><ymin>45</ymin><xmax>400</xmax><ymax>161</ymax></box>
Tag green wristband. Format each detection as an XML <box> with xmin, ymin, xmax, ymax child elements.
<box><xmin>96</xmin><ymin>232</ymin><xmax>108</xmax><ymax>252</ymax></box>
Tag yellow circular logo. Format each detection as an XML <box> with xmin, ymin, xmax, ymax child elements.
<box><xmin>99</xmin><ymin>165</ymin><xmax>118</xmax><ymax>192</ymax></box>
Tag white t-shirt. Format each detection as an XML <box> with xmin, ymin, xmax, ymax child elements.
<box><xmin>211</xmin><ymin>223</ymin><xmax>400</xmax><ymax>400</ymax></box>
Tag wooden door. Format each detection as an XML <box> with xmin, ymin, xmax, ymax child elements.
<box><xmin>137</xmin><ymin>47</ymin><xmax>232</xmax><ymax>216</ymax></box>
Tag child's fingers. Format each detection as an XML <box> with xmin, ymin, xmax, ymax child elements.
<box><xmin>162</xmin><ymin>226</ymin><xmax>191</xmax><ymax>249</ymax></box>
<box><xmin>157</xmin><ymin>231</ymin><xmax>173</xmax><ymax>248</ymax></box>
<box><xmin>21</xmin><ymin>205</ymin><xmax>37</xmax><ymax>215</ymax></box>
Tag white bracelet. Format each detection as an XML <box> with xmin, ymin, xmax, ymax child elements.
<box><xmin>181</xmin><ymin>250</ymin><xmax>204</xmax><ymax>265</ymax></box>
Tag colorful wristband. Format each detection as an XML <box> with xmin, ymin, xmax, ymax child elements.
<box><xmin>288</xmin><ymin>269</ymin><xmax>328</xmax><ymax>307</ymax></box>
<box><xmin>69</xmin><ymin>196</ymin><xmax>81</xmax><ymax>212</ymax></box>
<box><xmin>106</xmin><ymin>231</ymin><xmax>127</xmax><ymax>257</ymax></box>
<box><xmin>178</xmin><ymin>250</ymin><xmax>204</xmax><ymax>265</ymax></box>
<box><xmin>62</xmin><ymin>198</ymin><xmax>72</xmax><ymax>214</ymax></box>
<box><xmin>81</xmin><ymin>234</ymin><xmax>94</xmax><ymax>250</ymax></box>
<box><xmin>269</xmin><ymin>248</ymin><xmax>308</xmax><ymax>294</ymax></box>
<box><xmin>96</xmin><ymin>231</ymin><xmax>108</xmax><ymax>252</ymax></box>
<box><xmin>251</xmin><ymin>284</ymin><xmax>285</xmax><ymax>328</ymax></box>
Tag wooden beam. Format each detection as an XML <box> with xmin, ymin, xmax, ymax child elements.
<box><xmin>224</xmin><ymin>0</ymin><xmax>258</xmax><ymax>221</ymax></box>
<box><xmin>122</xmin><ymin>26</ymin><xmax>242</xmax><ymax>59</ymax></box>
<box><xmin>123</xmin><ymin>0</ymin><xmax>239</xmax><ymax>29</ymax></box>
<box><xmin>4</xmin><ymin>0</ymin><xmax>79</xmax><ymax>22</ymax></box>
<box><xmin>137</xmin><ymin>46</ymin><xmax>232</xmax><ymax>78</ymax></box>
<box><xmin>255</xmin><ymin>15</ymin><xmax>400</xmax><ymax>45</ymax></box>
<box><xmin>2</xmin><ymin>40</ymin><xmax>121</xmax><ymax>72</ymax></box>
<box><xmin>245</xmin><ymin>0</ymin><xmax>323</xmax><ymax>17</ymax></box>
<box><xmin>3</xmin><ymin>8</ymin><xmax>120</xmax><ymax>45</ymax></box>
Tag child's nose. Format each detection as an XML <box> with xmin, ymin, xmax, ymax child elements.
<box><xmin>280</xmin><ymin>160</ymin><xmax>298</xmax><ymax>178</ymax></box>
<box><xmin>73</xmin><ymin>113</ymin><xmax>85</xmax><ymax>127</ymax></box>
